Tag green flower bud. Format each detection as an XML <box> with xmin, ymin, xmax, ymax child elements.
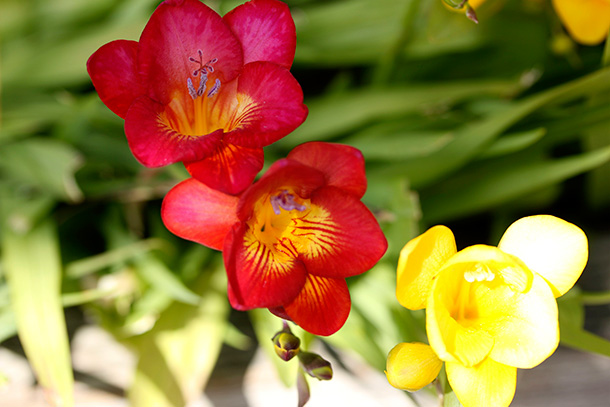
<box><xmin>298</xmin><ymin>352</ymin><xmax>333</xmax><ymax>381</ymax></box>
<box><xmin>272</xmin><ymin>331</ymin><xmax>301</xmax><ymax>361</ymax></box>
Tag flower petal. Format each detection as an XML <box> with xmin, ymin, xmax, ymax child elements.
<box><xmin>283</xmin><ymin>274</ymin><xmax>351</xmax><ymax>336</ymax></box>
<box><xmin>87</xmin><ymin>40</ymin><xmax>143</xmax><ymax>118</ymax></box>
<box><xmin>396</xmin><ymin>225</ymin><xmax>457</xmax><ymax>311</ymax></box>
<box><xmin>482</xmin><ymin>272</ymin><xmax>559</xmax><ymax>369</ymax></box>
<box><xmin>446</xmin><ymin>359</ymin><xmax>516</xmax><ymax>407</ymax></box>
<box><xmin>296</xmin><ymin>186</ymin><xmax>387</xmax><ymax>279</ymax></box>
<box><xmin>161</xmin><ymin>177</ymin><xmax>239</xmax><ymax>251</ymax></box>
<box><xmin>236</xmin><ymin>159</ymin><xmax>326</xmax><ymax>220</ymax></box>
<box><xmin>223</xmin><ymin>61</ymin><xmax>308</xmax><ymax>148</ymax></box>
<box><xmin>224</xmin><ymin>222</ymin><xmax>307</xmax><ymax>310</ymax></box>
<box><xmin>287</xmin><ymin>142</ymin><xmax>368</xmax><ymax>198</ymax></box>
<box><xmin>498</xmin><ymin>215</ymin><xmax>588</xmax><ymax>297</ymax></box>
<box><xmin>385</xmin><ymin>342</ymin><xmax>443</xmax><ymax>392</ymax></box>
<box><xmin>223</xmin><ymin>0</ymin><xmax>296</xmax><ymax>69</ymax></box>
<box><xmin>185</xmin><ymin>142</ymin><xmax>264</xmax><ymax>195</ymax></box>
<box><xmin>124</xmin><ymin>96</ymin><xmax>223</xmax><ymax>167</ymax></box>
<box><xmin>138</xmin><ymin>0</ymin><xmax>243</xmax><ymax>104</ymax></box>
<box><xmin>552</xmin><ymin>0</ymin><xmax>610</xmax><ymax>45</ymax></box>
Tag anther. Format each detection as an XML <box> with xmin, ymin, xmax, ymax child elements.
<box><xmin>187</xmin><ymin>78</ymin><xmax>198</xmax><ymax>100</ymax></box>
<box><xmin>207</xmin><ymin>79</ymin><xmax>221</xmax><ymax>98</ymax></box>
<box><xmin>270</xmin><ymin>190</ymin><xmax>307</xmax><ymax>215</ymax></box>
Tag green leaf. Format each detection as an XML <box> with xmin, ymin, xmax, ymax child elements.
<box><xmin>1</xmin><ymin>215</ymin><xmax>74</xmax><ymax>407</ymax></box>
<box><xmin>279</xmin><ymin>80</ymin><xmax>518</xmax><ymax>149</ymax></box>
<box><xmin>421</xmin><ymin>146</ymin><xmax>610</xmax><ymax>222</ymax></box>
<box><xmin>0</xmin><ymin>138</ymin><xmax>83</xmax><ymax>202</ymax></box>
<box><xmin>477</xmin><ymin>128</ymin><xmax>546</xmax><ymax>160</ymax></box>
<box><xmin>133</xmin><ymin>255</ymin><xmax>200</xmax><ymax>306</ymax></box>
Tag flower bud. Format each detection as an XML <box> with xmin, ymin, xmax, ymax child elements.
<box><xmin>272</xmin><ymin>330</ymin><xmax>301</xmax><ymax>361</ymax></box>
<box><xmin>386</xmin><ymin>342</ymin><xmax>442</xmax><ymax>392</ymax></box>
<box><xmin>298</xmin><ymin>352</ymin><xmax>333</xmax><ymax>381</ymax></box>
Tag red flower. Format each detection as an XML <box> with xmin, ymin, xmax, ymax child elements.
<box><xmin>162</xmin><ymin>142</ymin><xmax>388</xmax><ymax>335</ymax></box>
<box><xmin>87</xmin><ymin>0</ymin><xmax>308</xmax><ymax>194</ymax></box>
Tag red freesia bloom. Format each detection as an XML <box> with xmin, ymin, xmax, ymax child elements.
<box><xmin>162</xmin><ymin>142</ymin><xmax>388</xmax><ymax>335</ymax></box>
<box><xmin>87</xmin><ymin>0</ymin><xmax>308</xmax><ymax>194</ymax></box>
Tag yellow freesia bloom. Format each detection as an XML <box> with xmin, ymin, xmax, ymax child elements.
<box><xmin>552</xmin><ymin>0</ymin><xmax>610</xmax><ymax>45</ymax></box>
<box><xmin>388</xmin><ymin>215</ymin><xmax>588</xmax><ymax>407</ymax></box>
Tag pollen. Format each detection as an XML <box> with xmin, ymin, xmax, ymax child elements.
<box><xmin>270</xmin><ymin>190</ymin><xmax>307</xmax><ymax>215</ymax></box>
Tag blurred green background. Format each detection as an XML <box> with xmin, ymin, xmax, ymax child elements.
<box><xmin>2</xmin><ymin>0</ymin><xmax>610</xmax><ymax>406</ymax></box>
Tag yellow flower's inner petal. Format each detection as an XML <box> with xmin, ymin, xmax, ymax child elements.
<box><xmin>446</xmin><ymin>358</ymin><xmax>516</xmax><ymax>407</ymax></box>
<box><xmin>498</xmin><ymin>215</ymin><xmax>588</xmax><ymax>297</ymax></box>
<box><xmin>385</xmin><ymin>342</ymin><xmax>443</xmax><ymax>392</ymax></box>
<box><xmin>396</xmin><ymin>225</ymin><xmax>457</xmax><ymax>310</ymax></box>
<box><xmin>552</xmin><ymin>0</ymin><xmax>610</xmax><ymax>45</ymax></box>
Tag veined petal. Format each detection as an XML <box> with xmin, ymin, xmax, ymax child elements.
<box><xmin>124</xmin><ymin>96</ymin><xmax>223</xmax><ymax>167</ymax></box>
<box><xmin>287</xmin><ymin>142</ymin><xmax>368</xmax><ymax>198</ymax></box>
<box><xmin>498</xmin><ymin>215</ymin><xmax>588</xmax><ymax>297</ymax></box>
<box><xmin>296</xmin><ymin>186</ymin><xmax>387</xmax><ymax>279</ymax></box>
<box><xmin>386</xmin><ymin>342</ymin><xmax>443</xmax><ymax>392</ymax></box>
<box><xmin>396</xmin><ymin>226</ymin><xmax>456</xmax><ymax>310</ymax></box>
<box><xmin>161</xmin><ymin>178</ymin><xmax>239</xmax><ymax>251</ymax></box>
<box><xmin>283</xmin><ymin>274</ymin><xmax>350</xmax><ymax>336</ymax></box>
<box><xmin>185</xmin><ymin>142</ymin><xmax>264</xmax><ymax>195</ymax></box>
<box><xmin>138</xmin><ymin>0</ymin><xmax>243</xmax><ymax>103</ymax></box>
<box><xmin>446</xmin><ymin>359</ymin><xmax>516</xmax><ymax>407</ymax></box>
<box><xmin>224</xmin><ymin>223</ymin><xmax>307</xmax><ymax>310</ymax></box>
<box><xmin>237</xmin><ymin>159</ymin><xmax>325</xmax><ymax>220</ymax></box>
<box><xmin>427</xmin><ymin>267</ymin><xmax>494</xmax><ymax>366</ymax></box>
<box><xmin>87</xmin><ymin>40</ymin><xmax>143</xmax><ymax>118</ymax></box>
<box><xmin>482</xmin><ymin>272</ymin><xmax>559</xmax><ymax>369</ymax></box>
<box><xmin>224</xmin><ymin>0</ymin><xmax>296</xmax><ymax>69</ymax></box>
<box><xmin>552</xmin><ymin>0</ymin><xmax>610</xmax><ymax>45</ymax></box>
<box><xmin>223</xmin><ymin>61</ymin><xmax>308</xmax><ymax>148</ymax></box>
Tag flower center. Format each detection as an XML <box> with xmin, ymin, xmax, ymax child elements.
<box><xmin>187</xmin><ymin>49</ymin><xmax>221</xmax><ymax>100</ymax></box>
<box><xmin>251</xmin><ymin>190</ymin><xmax>309</xmax><ymax>247</ymax></box>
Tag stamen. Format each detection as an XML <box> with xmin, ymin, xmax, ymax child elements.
<box><xmin>187</xmin><ymin>78</ymin><xmax>198</xmax><ymax>100</ymax></box>
<box><xmin>270</xmin><ymin>190</ymin><xmax>307</xmax><ymax>215</ymax></box>
<box><xmin>464</xmin><ymin>263</ymin><xmax>495</xmax><ymax>283</ymax></box>
<box><xmin>197</xmin><ymin>73</ymin><xmax>208</xmax><ymax>97</ymax></box>
<box><xmin>207</xmin><ymin>79</ymin><xmax>221</xmax><ymax>98</ymax></box>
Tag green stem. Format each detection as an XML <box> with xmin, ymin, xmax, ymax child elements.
<box><xmin>602</xmin><ymin>29</ymin><xmax>610</xmax><ymax>68</ymax></box>
<box><xmin>580</xmin><ymin>290</ymin><xmax>610</xmax><ymax>306</ymax></box>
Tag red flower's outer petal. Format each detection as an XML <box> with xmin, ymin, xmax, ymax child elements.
<box><xmin>288</xmin><ymin>142</ymin><xmax>368</xmax><ymax>198</ymax></box>
<box><xmin>87</xmin><ymin>40</ymin><xmax>143</xmax><ymax>119</ymax></box>
<box><xmin>125</xmin><ymin>96</ymin><xmax>223</xmax><ymax>166</ymax></box>
<box><xmin>269</xmin><ymin>306</ymin><xmax>292</xmax><ymax>321</ymax></box>
<box><xmin>161</xmin><ymin>177</ymin><xmax>239</xmax><ymax>251</ymax></box>
<box><xmin>138</xmin><ymin>0</ymin><xmax>243</xmax><ymax>104</ymax></box>
<box><xmin>298</xmin><ymin>186</ymin><xmax>387</xmax><ymax>278</ymax></box>
<box><xmin>223</xmin><ymin>0</ymin><xmax>296</xmax><ymax>69</ymax></box>
<box><xmin>223</xmin><ymin>61</ymin><xmax>308</xmax><ymax>148</ymax></box>
<box><xmin>185</xmin><ymin>142</ymin><xmax>264</xmax><ymax>195</ymax></box>
<box><xmin>283</xmin><ymin>274</ymin><xmax>351</xmax><ymax>336</ymax></box>
<box><xmin>224</xmin><ymin>223</ymin><xmax>307</xmax><ymax>310</ymax></box>
<box><xmin>236</xmin><ymin>159</ymin><xmax>326</xmax><ymax>220</ymax></box>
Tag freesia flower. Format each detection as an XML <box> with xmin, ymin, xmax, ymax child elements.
<box><xmin>387</xmin><ymin>215</ymin><xmax>588</xmax><ymax>407</ymax></box>
<box><xmin>552</xmin><ymin>0</ymin><xmax>610</xmax><ymax>45</ymax></box>
<box><xmin>161</xmin><ymin>142</ymin><xmax>388</xmax><ymax>336</ymax></box>
<box><xmin>87</xmin><ymin>0</ymin><xmax>308</xmax><ymax>194</ymax></box>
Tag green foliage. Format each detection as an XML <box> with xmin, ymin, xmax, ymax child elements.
<box><xmin>2</xmin><ymin>0</ymin><xmax>610</xmax><ymax>406</ymax></box>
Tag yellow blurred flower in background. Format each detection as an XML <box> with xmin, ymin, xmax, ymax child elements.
<box><xmin>552</xmin><ymin>0</ymin><xmax>610</xmax><ymax>45</ymax></box>
<box><xmin>387</xmin><ymin>215</ymin><xmax>588</xmax><ymax>407</ymax></box>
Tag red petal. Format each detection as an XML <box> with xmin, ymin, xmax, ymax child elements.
<box><xmin>185</xmin><ymin>142</ymin><xmax>264</xmax><ymax>195</ymax></box>
<box><xmin>223</xmin><ymin>61</ymin><xmax>308</xmax><ymax>148</ymax></box>
<box><xmin>297</xmin><ymin>186</ymin><xmax>387</xmax><ymax>279</ymax></box>
<box><xmin>87</xmin><ymin>40</ymin><xmax>144</xmax><ymax>118</ymax></box>
<box><xmin>225</xmin><ymin>223</ymin><xmax>307</xmax><ymax>310</ymax></box>
<box><xmin>125</xmin><ymin>96</ymin><xmax>223</xmax><ymax>167</ymax></box>
<box><xmin>224</xmin><ymin>0</ymin><xmax>296</xmax><ymax>69</ymax></box>
<box><xmin>288</xmin><ymin>142</ymin><xmax>368</xmax><ymax>198</ymax></box>
<box><xmin>236</xmin><ymin>159</ymin><xmax>326</xmax><ymax>220</ymax></box>
<box><xmin>138</xmin><ymin>0</ymin><xmax>243</xmax><ymax>104</ymax></box>
<box><xmin>283</xmin><ymin>274</ymin><xmax>351</xmax><ymax>336</ymax></box>
<box><xmin>161</xmin><ymin>178</ymin><xmax>239</xmax><ymax>250</ymax></box>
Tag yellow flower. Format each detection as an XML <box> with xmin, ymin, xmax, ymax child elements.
<box><xmin>388</xmin><ymin>215</ymin><xmax>588</xmax><ymax>407</ymax></box>
<box><xmin>552</xmin><ymin>0</ymin><xmax>610</xmax><ymax>45</ymax></box>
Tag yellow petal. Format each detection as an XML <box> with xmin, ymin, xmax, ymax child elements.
<box><xmin>385</xmin><ymin>342</ymin><xmax>443</xmax><ymax>392</ymax></box>
<box><xmin>477</xmin><ymin>272</ymin><xmax>559</xmax><ymax>369</ymax></box>
<box><xmin>498</xmin><ymin>215</ymin><xmax>588</xmax><ymax>297</ymax></box>
<box><xmin>446</xmin><ymin>358</ymin><xmax>516</xmax><ymax>407</ymax></box>
<box><xmin>396</xmin><ymin>225</ymin><xmax>457</xmax><ymax>310</ymax></box>
<box><xmin>552</xmin><ymin>0</ymin><xmax>610</xmax><ymax>45</ymax></box>
<box><xmin>427</xmin><ymin>265</ymin><xmax>494</xmax><ymax>366</ymax></box>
